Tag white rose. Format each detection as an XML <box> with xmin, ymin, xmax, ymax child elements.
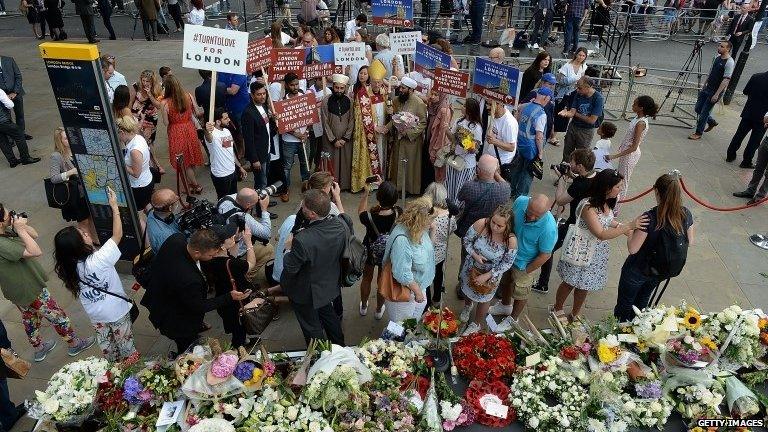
<box><xmin>603</xmin><ymin>372</ymin><xmax>614</xmax><ymax>382</ymax></box>
<box><xmin>623</xmin><ymin>400</ymin><xmax>636</xmax><ymax>411</ymax></box>
<box><xmin>42</xmin><ymin>398</ymin><xmax>59</xmax><ymax>414</ymax></box>
<box><xmin>561</xmin><ymin>417</ymin><xmax>570</xmax><ymax>427</ymax></box>
<box><xmin>650</xmin><ymin>401</ymin><xmax>662</xmax><ymax>412</ymax></box>
<box><xmin>529</xmin><ymin>417</ymin><xmax>540</xmax><ymax>428</ymax></box>
<box><xmin>683</xmin><ymin>335</ymin><xmax>694</xmax><ymax>344</ymax></box>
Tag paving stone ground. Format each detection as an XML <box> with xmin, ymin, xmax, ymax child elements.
<box><xmin>0</xmin><ymin>35</ymin><xmax>765</xmax><ymax>432</ymax></box>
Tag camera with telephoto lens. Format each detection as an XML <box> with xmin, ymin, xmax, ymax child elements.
<box><xmin>9</xmin><ymin>210</ymin><xmax>28</xmax><ymax>220</ymax></box>
<box><xmin>177</xmin><ymin>199</ymin><xmax>217</xmax><ymax>236</ymax></box>
<box><xmin>551</xmin><ymin>162</ymin><xmax>571</xmax><ymax>176</ymax></box>
<box><xmin>257</xmin><ymin>181</ymin><xmax>283</xmax><ymax>200</ymax></box>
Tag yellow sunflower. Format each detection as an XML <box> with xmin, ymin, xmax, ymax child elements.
<box><xmin>681</xmin><ymin>308</ymin><xmax>702</xmax><ymax>331</ymax></box>
<box><xmin>699</xmin><ymin>337</ymin><xmax>717</xmax><ymax>351</ymax></box>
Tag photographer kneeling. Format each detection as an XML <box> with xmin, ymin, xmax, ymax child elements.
<box><xmin>146</xmin><ymin>188</ymin><xmax>182</xmax><ymax>254</ymax></box>
<box><xmin>532</xmin><ymin>148</ymin><xmax>596</xmax><ymax>294</ymax></box>
<box><xmin>216</xmin><ymin>187</ymin><xmax>274</xmax><ymax>288</ymax></box>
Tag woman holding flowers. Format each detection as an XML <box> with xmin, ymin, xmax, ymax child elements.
<box><xmin>614</xmin><ymin>173</ymin><xmax>694</xmax><ymax>321</ymax></box>
<box><xmin>382</xmin><ymin>197</ymin><xmax>436</xmax><ymax>323</ymax></box>
<box><xmin>553</xmin><ymin>169</ymin><xmax>649</xmax><ymax>323</ymax></box>
<box><xmin>53</xmin><ymin>187</ymin><xmax>137</xmax><ymax>362</ymax></box>
<box><xmin>459</xmin><ymin>205</ymin><xmax>518</xmax><ymax>335</ymax></box>
<box><xmin>445</xmin><ymin>97</ymin><xmax>483</xmax><ymax>202</ymax></box>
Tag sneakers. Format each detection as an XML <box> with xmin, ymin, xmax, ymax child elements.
<box><xmin>533</xmin><ymin>43</ymin><xmax>539</xmax><ymax>49</ymax></box>
<box><xmin>495</xmin><ymin>316</ymin><xmax>518</xmax><ymax>333</ymax></box>
<box><xmin>359</xmin><ymin>301</ymin><xmax>368</xmax><ymax>316</ymax></box>
<box><xmin>532</xmin><ymin>282</ymin><xmax>549</xmax><ymax>294</ymax></box>
<box><xmin>34</xmin><ymin>340</ymin><xmax>57</xmax><ymax>362</ymax></box>
<box><xmin>488</xmin><ymin>301</ymin><xmax>514</xmax><ymax>316</ymax></box>
<box><xmin>462</xmin><ymin>322</ymin><xmax>481</xmax><ymax>336</ymax></box>
<box><xmin>374</xmin><ymin>304</ymin><xmax>386</xmax><ymax>320</ymax></box>
<box><xmin>460</xmin><ymin>304</ymin><xmax>473</xmax><ymax>322</ymax></box>
<box><xmin>527</xmin><ymin>43</ymin><xmax>532</xmax><ymax>49</ymax></box>
<box><xmin>68</xmin><ymin>336</ymin><xmax>96</xmax><ymax>357</ymax></box>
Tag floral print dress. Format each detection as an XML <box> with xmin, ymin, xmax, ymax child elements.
<box><xmin>131</xmin><ymin>83</ymin><xmax>160</xmax><ymax>145</ymax></box>
<box><xmin>460</xmin><ymin>224</ymin><xmax>517</xmax><ymax>303</ymax></box>
<box><xmin>556</xmin><ymin>205</ymin><xmax>614</xmax><ymax>291</ymax></box>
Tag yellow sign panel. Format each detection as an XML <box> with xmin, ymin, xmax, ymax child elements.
<box><xmin>39</xmin><ymin>42</ymin><xmax>100</xmax><ymax>61</ymax></box>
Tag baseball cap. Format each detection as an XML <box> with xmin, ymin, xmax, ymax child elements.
<box><xmin>210</xmin><ymin>221</ymin><xmax>238</xmax><ymax>241</ymax></box>
<box><xmin>541</xmin><ymin>73</ymin><xmax>557</xmax><ymax>84</ymax></box>
<box><xmin>537</xmin><ymin>87</ymin><xmax>554</xmax><ymax>98</ymax></box>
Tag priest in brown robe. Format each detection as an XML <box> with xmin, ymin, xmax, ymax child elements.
<box><xmin>380</xmin><ymin>76</ymin><xmax>427</xmax><ymax>195</ymax></box>
<box><xmin>321</xmin><ymin>73</ymin><xmax>355</xmax><ymax>191</ymax></box>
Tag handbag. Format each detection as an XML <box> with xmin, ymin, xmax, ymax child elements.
<box><xmin>43</xmin><ymin>178</ymin><xmax>79</xmax><ymax>209</ymax></box>
<box><xmin>468</xmin><ymin>266</ymin><xmax>495</xmax><ymax>296</ymax></box>
<box><xmin>132</xmin><ymin>220</ymin><xmax>153</xmax><ymax>288</ymax></box>
<box><xmin>376</xmin><ymin>234</ymin><xmax>411</xmax><ymax>302</ymax></box>
<box><xmin>560</xmin><ymin>200</ymin><xmax>598</xmax><ymax>267</ymax></box>
<box><xmin>229</xmin><ymin>259</ymin><xmax>276</xmax><ymax>335</ymax></box>
<box><xmin>82</xmin><ymin>280</ymin><xmax>140</xmax><ymax>323</ymax></box>
<box><xmin>150</xmin><ymin>166</ymin><xmax>162</xmax><ymax>184</ymax></box>
<box><xmin>433</xmin><ymin>145</ymin><xmax>451</xmax><ymax>168</ymax></box>
<box><xmin>494</xmin><ymin>144</ymin><xmax>514</xmax><ymax>182</ymax></box>
<box><xmin>0</xmin><ymin>348</ymin><xmax>30</xmax><ymax>379</ymax></box>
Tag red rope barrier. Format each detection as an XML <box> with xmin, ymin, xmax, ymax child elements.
<box><xmin>678</xmin><ymin>178</ymin><xmax>768</xmax><ymax>212</ymax></box>
<box><xmin>618</xmin><ymin>186</ymin><xmax>655</xmax><ymax>204</ymax></box>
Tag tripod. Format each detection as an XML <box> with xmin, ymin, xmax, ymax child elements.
<box><xmin>603</xmin><ymin>11</ymin><xmax>633</xmax><ymax>68</ymax></box>
<box><xmin>657</xmin><ymin>38</ymin><xmax>704</xmax><ymax>114</ymax></box>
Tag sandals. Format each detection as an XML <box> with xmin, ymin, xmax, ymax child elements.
<box><xmin>189</xmin><ymin>183</ymin><xmax>203</xmax><ymax>194</ymax></box>
<box><xmin>549</xmin><ymin>306</ymin><xmax>569</xmax><ymax>326</ymax></box>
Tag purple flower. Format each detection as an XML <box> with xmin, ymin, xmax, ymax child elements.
<box><xmin>123</xmin><ymin>377</ymin><xmax>146</xmax><ymax>405</ymax></box>
<box><xmin>233</xmin><ymin>362</ymin><xmax>256</xmax><ymax>382</ymax></box>
<box><xmin>635</xmin><ymin>381</ymin><xmax>663</xmax><ymax>399</ymax></box>
<box><xmin>679</xmin><ymin>349</ymin><xmax>700</xmax><ymax>364</ymax></box>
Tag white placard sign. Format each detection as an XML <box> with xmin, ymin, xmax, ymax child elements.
<box><xmin>390</xmin><ymin>31</ymin><xmax>422</xmax><ymax>55</ymax></box>
<box><xmin>182</xmin><ymin>25</ymin><xmax>249</xmax><ymax>75</ymax></box>
<box><xmin>386</xmin><ymin>321</ymin><xmax>405</xmax><ymax>337</ymax></box>
<box><xmin>333</xmin><ymin>42</ymin><xmax>367</xmax><ymax>66</ymax></box>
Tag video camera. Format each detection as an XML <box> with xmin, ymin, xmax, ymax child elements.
<box><xmin>177</xmin><ymin>199</ymin><xmax>217</xmax><ymax>236</ymax></box>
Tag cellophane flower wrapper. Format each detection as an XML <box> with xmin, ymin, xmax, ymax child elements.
<box><xmin>392</xmin><ymin>112</ymin><xmax>419</xmax><ymax>135</ymax></box>
<box><xmin>725</xmin><ymin>375</ymin><xmax>761</xmax><ymax>418</ymax></box>
<box><xmin>181</xmin><ymin>361</ymin><xmax>245</xmax><ymax>401</ymax></box>
<box><xmin>30</xmin><ymin>357</ymin><xmax>109</xmax><ymax>424</ymax></box>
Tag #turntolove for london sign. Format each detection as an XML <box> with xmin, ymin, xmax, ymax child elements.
<box><xmin>183</xmin><ymin>25</ymin><xmax>249</xmax><ymax>75</ymax></box>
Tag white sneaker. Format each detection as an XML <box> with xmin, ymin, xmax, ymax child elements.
<box><xmin>462</xmin><ymin>322</ymin><xmax>481</xmax><ymax>336</ymax></box>
<box><xmin>495</xmin><ymin>316</ymin><xmax>518</xmax><ymax>333</ymax></box>
<box><xmin>533</xmin><ymin>43</ymin><xmax>539</xmax><ymax>49</ymax></box>
<box><xmin>488</xmin><ymin>301</ymin><xmax>514</xmax><ymax>316</ymax></box>
<box><xmin>359</xmin><ymin>301</ymin><xmax>368</xmax><ymax>316</ymax></box>
<box><xmin>460</xmin><ymin>304</ymin><xmax>473</xmax><ymax>322</ymax></box>
<box><xmin>374</xmin><ymin>304</ymin><xmax>386</xmax><ymax>320</ymax></box>
<box><xmin>527</xmin><ymin>43</ymin><xmax>532</xmax><ymax>49</ymax></box>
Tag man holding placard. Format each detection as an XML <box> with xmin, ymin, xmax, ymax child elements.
<box><xmin>279</xmin><ymin>73</ymin><xmax>311</xmax><ymax>203</ymax></box>
<box><xmin>321</xmin><ymin>74</ymin><xmax>355</xmax><ymax>190</ymax></box>
<box><xmin>380</xmin><ymin>77</ymin><xmax>427</xmax><ymax>195</ymax></box>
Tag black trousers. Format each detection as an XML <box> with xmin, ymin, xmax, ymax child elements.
<box><xmin>290</xmin><ymin>300</ymin><xmax>345</xmax><ymax>347</ymax></box>
<box><xmin>168</xmin><ymin>3</ymin><xmax>184</xmax><ymax>29</ymax></box>
<box><xmin>426</xmin><ymin>260</ymin><xmax>444</xmax><ymax>307</ymax></box>
<box><xmin>80</xmin><ymin>14</ymin><xmax>97</xmax><ymax>42</ymax></box>
<box><xmin>99</xmin><ymin>5</ymin><xmax>116</xmax><ymax>38</ymax></box>
<box><xmin>211</xmin><ymin>171</ymin><xmax>238</xmax><ymax>199</ymax></box>
<box><xmin>142</xmin><ymin>18</ymin><xmax>157</xmax><ymax>40</ymax></box>
<box><xmin>727</xmin><ymin>117</ymin><xmax>767</xmax><ymax>165</ymax></box>
<box><xmin>171</xmin><ymin>335</ymin><xmax>199</xmax><ymax>356</ymax></box>
<box><xmin>10</xmin><ymin>95</ymin><xmax>24</xmax><ymax>132</ymax></box>
<box><xmin>0</xmin><ymin>122</ymin><xmax>31</xmax><ymax>164</ymax></box>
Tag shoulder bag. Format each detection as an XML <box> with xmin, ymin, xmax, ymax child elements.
<box><xmin>493</xmin><ymin>141</ymin><xmax>514</xmax><ymax>182</ymax></box>
<box><xmin>132</xmin><ymin>220</ymin><xmax>154</xmax><ymax>288</ymax></box>
<box><xmin>0</xmin><ymin>348</ymin><xmax>30</xmax><ymax>379</ymax></box>
<box><xmin>230</xmin><ymin>259</ymin><xmax>276</xmax><ymax>335</ymax></box>
<box><xmin>377</xmin><ymin>234</ymin><xmax>412</xmax><ymax>302</ymax></box>
<box><xmin>82</xmin><ymin>279</ymin><xmax>140</xmax><ymax>323</ymax></box>
<box><xmin>43</xmin><ymin>177</ymin><xmax>80</xmax><ymax>209</ymax></box>
<box><xmin>560</xmin><ymin>199</ymin><xmax>598</xmax><ymax>267</ymax></box>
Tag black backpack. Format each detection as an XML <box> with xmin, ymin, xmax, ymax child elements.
<box><xmin>644</xmin><ymin>214</ymin><xmax>689</xmax><ymax>279</ymax></box>
<box><xmin>340</xmin><ymin>215</ymin><xmax>366</xmax><ymax>287</ymax></box>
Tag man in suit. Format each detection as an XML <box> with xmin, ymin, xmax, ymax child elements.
<box><xmin>281</xmin><ymin>189</ymin><xmax>350</xmax><ymax>346</ymax></box>
<box><xmin>73</xmin><ymin>0</ymin><xmax>99</xmax><ymax>43</ymax></box>
<box><xmin>726</xmin><ymin>71</ymin><xmax>768</xmax><ymax>168</ymax></box>
<box><xmin>733</xmin><ymin>114</ymin><xmax>768</xmax><ymax>204</ymax></box>
<box><xmin>0</xmin><ymin>56</ymin><xmax>30</xmax><ymax>140</ymax></box>
<box><xmin>726</xmin><ymin>4</ymin><xmax>754</xmax><ymax>56</ymax></box>
<box><xmin>241</xmin><ymin>81</ymin><xmax>275</xmax><ymax>190</ymax></box>
<box><xmin>0</xmin><ymin>89</ymin><xmax>39</xmax><ymax>167</ymax></box>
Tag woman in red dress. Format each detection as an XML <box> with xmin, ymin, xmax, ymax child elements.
<box><xmin>161</xmin><ymin>75</ymin><xmax>205</xmax><ymax>194</ymax></box>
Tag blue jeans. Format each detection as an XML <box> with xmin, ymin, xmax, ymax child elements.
<box><xmin>613</xmin><ymin>260</ymin><xmax>660</xmax><ymax>322</ymax></box>
<box><xmin>694</xmin><ymin>89</ymin><xmax>717</xmax><ymax>135</ymax></box>
<box><xmin>469</xmin><ymin>0</ymin><xmax>486</xmax><ymax>41</ymax></box>
<box><xmin>282</xmin><ymin>140</ymin><xmax>310</xmax><ymax>189</ymax></box>
<box><xmin>564</xmin><ymin>15</ymin><xmax>582</xmax><ymax>53</ymax></box>
<box><xmin>253</xmin><ymin>160</ymin><xmax>269</xmax><ymax>189</ymax></box>
<box><xmin>218</xmin><ymin>0</ymin><xmax>230</xmax><ymax>11</ymax></box>
<box><xmin>507</xmin><ymin>156</ymin><xmax>534</xmax><ymax>198</ymax></box>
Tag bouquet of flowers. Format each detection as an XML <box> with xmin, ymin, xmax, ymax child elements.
<box><xmin>509</xmin><ymin>356</ymin><xmax>590</xmax><ymax>432</ymax></box>
<box><xmin>237</xmin><ymin>385</ymin><xmax>334</xmax><ymax>432</ymax></box>
<box><xmin>465</xmin><ymin>380</ymin><xmax>514</xmax><ymax>427</ymax></box>
<box><xmin>454</xmin><ymin>126</ymin><xmax>476</xmax><ymax>152</ymax></box>
<box><xmin>366</xmin><ymin>389</ymin><xmax>419</xmax><ymax>431</ymax></box>
<box><xmin>596</xmin><ymin>335</ymin><xmax>624</xmax><ymax>365</ymax></box>
<box><xmin>31</xmin><ymin>357</ymin><xmax>110</xmax><ymax>424</ymax></box>
<box><xmin>189</xmin><ymin>418</ymin><xmax>235</xmax><ymax>432</ymax></box>
<box><xmin>452</xmin><ymin>333</ymin><xmax>516</xmax><ymax>382</ymax></box>
<box><xmin>392</xmin><ymin>112</ymin><xmax>419</xmax><ymax>135</ymax></box>
<box><xmin>303</xmin><ymin>364</ymin><xmax>370</xmax><ymax>417</ymax></box>
<box><xmin>666</xmin><ymin>334</ymin><xmax>714</xmax><ymax>367</ymax></box>
<box><xmin>629</xmin><ymin>305</ymin><xmax>679</xmax><ymax>348</ymax></box>
<box><xmin>356</xmin><ymin>339</ymin><xmax>425</xmax><ymax>378</ymax></box>
<box><xmin>423</xmin><ymin>307</ymin><xmax>460</xmax><ymax>338</ymax></box>
<box><xmin>724</xmin><ymin>375</ymin><xmax>761</xmax><ymax>419</ymax></box>
<box><xmin>696</xmin><ymin>305</ymin><xmax>763</xmax><ymax>369</ymax></box>
<box><xmin>433</xmin><ymin>373</ymin><xmax>474</xmax><ymax>430</ymax></box>
<box><xmin>672</xmin><ymin>381</ymin><xmax>725</xmax><ymax>420</ymax></box>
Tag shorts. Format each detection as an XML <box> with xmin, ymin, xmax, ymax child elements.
<box><xmin>500</xmin><ymin>267</ymin><xmax>535</xmax><ymax>301</ymax></box>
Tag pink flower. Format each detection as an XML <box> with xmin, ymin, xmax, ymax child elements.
<box><xmin>443</xmin><ymin>420</ymin><xmax>457</xmax><ymax>430</ymax></box>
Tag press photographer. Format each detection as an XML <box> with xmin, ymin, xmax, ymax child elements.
<box><xmin>146</xmin><ymin>188</ymin><xmax>182</xmax><ymax>254</ymax></box>
<box><xmin>532</xmin><ymin>148</ymin><xmax>596</xmax><ymax>294</ymax></box>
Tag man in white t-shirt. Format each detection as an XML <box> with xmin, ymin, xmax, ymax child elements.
<box><xmin>344</xmin><ymin>14</ymin><xmax>367</xmax><ymax>41</ymax></box>
<box><xmin>205</xmin><ymin>108</ymin><xmax>247</xmax><ymax>199</ymax></box>
<box><xmin>483</xmin><ymin>102</ymin><xmax>518</xmax><ymax>169</ymax></box>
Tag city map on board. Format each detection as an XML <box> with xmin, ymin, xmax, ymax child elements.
<box><xmin>74</xmin><ymin>154</ymin><xmax>128</xmax><ymax>206</ymax></box>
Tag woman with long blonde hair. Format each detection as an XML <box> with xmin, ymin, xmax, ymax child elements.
<box><xmin>130</xmin><ymin>69</ymin><xmax>163</xmax><ymax>173</ymax></box>
<box><xmin>48</xmin><ymin>127</ymin><xmax>99</xmax><ymax>243</ymax></box>
<box><xmin>382</xmin><ymin>196</ymin><xmax>436</xmax><ymax>323</ymax></box>
<box><xmin>161</xmin><ymin>75</ymin><xmax>205</xmax><ymax>194</ymax></box>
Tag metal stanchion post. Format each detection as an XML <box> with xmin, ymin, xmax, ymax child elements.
<box><xmin>242</xmin><ymin>0</ymin><xmax>248</xmax><ymax>32</ymax></box>
<box><xmin>749</xmin><ymin>233</ymin><xmax>768</xmax><ymax>250</ymax></box>
<box><xmin>400</xmin><ymin>158</ymin><xmax>408</xmax><ymax>209</ymax></box>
